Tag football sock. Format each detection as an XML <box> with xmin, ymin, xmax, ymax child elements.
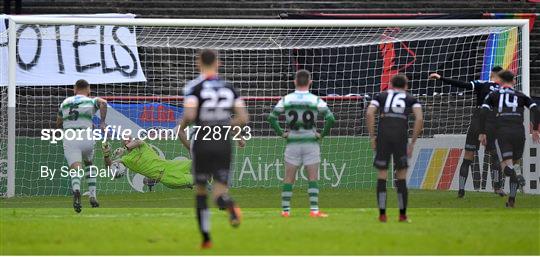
<box><xmin>308</xmin><ymin>181</ymin><xmax>319</xmax><ymax>212</ymax></box>
<box><xmin>492</xmin><ymin>167</ymin><xmax>500</xmax><ymax>189</ymax></box>
<box><xmin>396</xmin><ymin>179</ymin><xmax>408</xmax><ymax>216</ymax></box>
<box><xmin>86</xmin><ymin>167</ymin><xmax>97</xmax><ymax>198</ymax></box>
<box><xmin>508</xmin><ymin>178</ymin><xmax>518</xmax><ymax>198</ymax></box>
<box><xmin>281</xmin><ymin>183</ymin><xmax>293</xmax><ymax>212</ymax></box>
<box><xmin>503</xmin><ymin>165</ymin><xmax>518</xmax><ymax>201</ymax></box>
<box><xmin>459</xmin><ymin>159</ymin><xmax>473</xmax><ymax>190</ymax></box>
<box><xmin>481</xmin><ymin>155</ymin><xmax>488</xmax><ymax>190</ymax></box>
<box><xmin>472</xmin><ymin>154</ymin><xmax>481</xmax><ymax>190</ymax></box>
<box><xmin>376</xmin><ymin>179</ymin><xmax>387</xmax><ymax>215</ymax></box>
<box><xmin>216</xmin><ymin>194</ymin><xmax>234</xmax><ymax>209</ymax></box>
<box><xmin>71</xmin><ymin>175</ymin><xmax>81</xmax><ymax>192</ymax></box>
<box><xmin>504</xmin><ymin>165</ymin><xmax>517</xmax><ymax>179</ymax></box>
<box><xmin>490</xmin><ymin>154</ymin><xmax>501</xmax><ymax>189</ymax></box>
<box><xmin>196</xmin><ymin>195</ymin><xmax>211</xmax><ymax>242</ymax></box>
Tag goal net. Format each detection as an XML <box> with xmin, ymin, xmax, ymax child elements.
<box><xmin>0</xmin><ymin>18</ymin><xmax>528</xmax><ymax>196</ymax></box>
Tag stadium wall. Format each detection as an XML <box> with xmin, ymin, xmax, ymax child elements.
<box><xmin>2</xmin><ymin>0</ymin><xmax>538</xmax><ymax>97</ymax></box>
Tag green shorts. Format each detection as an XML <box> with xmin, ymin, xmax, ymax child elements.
<box><xmin>160</xmin><ymin>159</ymin><xmax>193</xmax><ymax>189</ymax></box>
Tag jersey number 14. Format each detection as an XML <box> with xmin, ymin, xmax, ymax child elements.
<box><xmin>498</xmin><ymin>93</ymin><xmax>518</xmax><ymax>112</ymax></box>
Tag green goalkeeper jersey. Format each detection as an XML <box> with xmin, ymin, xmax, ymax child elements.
<box><xmin>268</xmin><ymin>90</ymin><xmax>335</xmax><ymax>143</ymax></box>
<box><xmin>121</xmin><ymin>142</ymin><xmax>192</xmax><ymax>188</ymax></box>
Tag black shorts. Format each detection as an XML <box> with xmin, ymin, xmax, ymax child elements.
<box><xmin>485</xmin><ymin>122</ymin><xmax>497</xmax><ymax>152</ymax></box>
<box><xmin>374</xmin><ymin>133</ymin><xmax>408</xmax><ymax>170</ymax></box>
<box><xmin>494</xmin><ymin>128</ymin><xmax>525</xmax><ymax>162</ymax></box>
<box><xmin>191</xmin><ymin>139</ymin><xmax>232</xmax><ymax>185</ymax></box>
<box><xmin>464</xmin><ymin>111</ymin><xmax>482</xmax><ymax>151</ymax></box>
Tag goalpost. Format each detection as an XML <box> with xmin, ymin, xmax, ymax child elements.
<box><xmin>0</xmin><ymin>17</ymin><xmax>534</xmax><ymax>197</ymax></box>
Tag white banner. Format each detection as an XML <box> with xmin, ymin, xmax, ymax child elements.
<box><xmin>0</xmin><ymin>14</ymin><xmax>147</xmax><ymax>86</ymax></box>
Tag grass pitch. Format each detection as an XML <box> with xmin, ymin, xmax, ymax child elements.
<box><xmin>1</xmin><ymin>188</ymin><xmax>539</xmax><ymax>255</ymax></box>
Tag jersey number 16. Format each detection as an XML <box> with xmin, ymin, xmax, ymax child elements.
<box><xmin>383</xmin><ymin>92</ymin><xmax>406</xmax><ymax>114</ymax></box>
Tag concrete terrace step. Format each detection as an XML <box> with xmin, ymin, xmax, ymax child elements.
<box><xmin>24</xmin><ymin>6</ymin><xmax>537</xmax><ymax>16</ymax></box>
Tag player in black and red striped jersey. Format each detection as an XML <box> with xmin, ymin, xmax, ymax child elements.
<box><xmin>429</xmin><ymin>66</ymin><xmax>504</xmax><ymax>198</ymax></box>
<box><xmin>478</xmin><ymin>70</ymin><xmax>540</xmax><ymax>208</ymax></box>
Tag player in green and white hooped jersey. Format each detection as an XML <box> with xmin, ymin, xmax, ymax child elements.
<box><xmin>268</xmin><ymin>70</ymin><xmax>335</xmax><ymax>218</ymax></box>
<box><xmin>56</xmin><ymin>79</ymin><xmax>107</xmax><ymax>213</ymax></box>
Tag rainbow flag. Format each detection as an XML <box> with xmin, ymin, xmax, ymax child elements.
<box><xmin>481</xmin><ymin>13</ymin><xmax>537</xmax><ymax>80</ymax></box>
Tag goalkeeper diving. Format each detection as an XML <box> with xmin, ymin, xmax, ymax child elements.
<box><xmin>102</xmin><ymin>138</ymin><xmax>193</xmax><ymax>189</ymax></box>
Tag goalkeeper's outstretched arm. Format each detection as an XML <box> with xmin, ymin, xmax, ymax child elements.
<box><xmin>101</xmin><ymin>139</ymin><xmax>144</xmax><ymax>168</ymax></box>
<box><xmin>100</xmin><ymin>142</ymin><xmax>128</xmax><ymax>179</ymax></box>
<box><xmin>125</xmin><ymin>139</ymin><xmax>143</xmax><ymax>149</ymax></box>
<box><xmin>101</xmin><ymin>142</ymin><xmax>115</xmax><ymax>169</ymax></box>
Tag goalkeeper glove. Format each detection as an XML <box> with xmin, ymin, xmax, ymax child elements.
<box><xmin>101</xmin><ymin>141</ymin><xmax>111</xmax><ymax>158</ymax></box>
<box><xmin>113</xmin><ymin>146</ymin><xmax>128</xmax><ymax>158</ymax></box>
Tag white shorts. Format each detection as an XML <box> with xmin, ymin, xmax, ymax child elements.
<box><xmin>63</xmin><ymin>139</ymin><xmax>95</xmax><ymax>166</ymax></box>
<box><xmin>284</xmin><ymin>143</ymin><xmax>320</xmax><ymax>166</ymax></box>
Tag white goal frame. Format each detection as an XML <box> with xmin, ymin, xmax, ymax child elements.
<box><xmin>5</xmin><ymin>17</ymin><xmax>532</xmax><ymax>197</ymax></box>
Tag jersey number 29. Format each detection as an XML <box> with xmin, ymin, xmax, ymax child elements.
<box><xmin>287</xmin><ymin>110</ymin><xmax>314</xmax><ymax>130</ymax></box>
